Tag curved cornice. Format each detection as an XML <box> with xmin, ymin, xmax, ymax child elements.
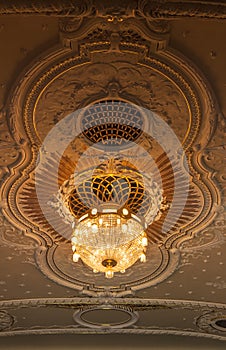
<box><xmin>0</xmin><ymin>1</ymin><xmax>225</xmax><ymax>20</ymax></box>
<box><xmin>0</xmin><ymin>298</ymin><xmax>225</xmax><ymax>340</ymax></box>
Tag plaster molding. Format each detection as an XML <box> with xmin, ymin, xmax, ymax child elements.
<box><xmin>0</xmin><ymin>14</ymin><xmax>221</xmax><ymax>295</ymax></box>
<box><xmin>0</xmin><ymin>1</ymin><xmax>225</xmax><ymax>20</ymax></box>
<box><xmin>0</xmin><ymin>298</ymin><xmax>225</xmax><ymax>340</ymax></box>
<box><xmin>0</xmin><ymin>5</ymin><xmax>225</xmax><ymax>339</ymax></box>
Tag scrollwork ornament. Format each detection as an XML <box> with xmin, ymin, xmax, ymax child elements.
<box><xmin>196</xmin><ymin>311</ymin><xmax>226</xmax><ymax>334</ymax></box>
<box><xmin>0</xmin><ymin>0</ymin><xmax>95</xmax><ymax>17</ymax></box>
<box><xmin>0</xmin><ymin>109</ymin><xmax>20</xmax><ymax>175</ymax></box>
<box><xmin>0</xmin><ymin>0</ymin><xmax>225</xmax><ymax>20</ymax></box>
<box><xmin>137</xmin><ymin>0</ymin><xmax>226</xmax><ymax>20</ymax></box>
<box><xmin>0</xmin><ymin>311</ymin><xmax>14</xmax><ymax>331</ymax></box>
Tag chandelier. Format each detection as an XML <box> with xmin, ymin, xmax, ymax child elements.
<box><xmin>57</xmin><ymin>157</ymin><xmax>164</xmax><ymax>278</ymax></box>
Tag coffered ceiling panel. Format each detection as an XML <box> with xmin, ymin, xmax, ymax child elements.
<box><xmin>0</xmin><ymin>0</ymin><xmax>225</xmax><ymax>343</ymax></box>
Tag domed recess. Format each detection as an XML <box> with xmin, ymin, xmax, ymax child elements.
<box><xmin>80</xmin><ymin>100</ymin><xmax>144</xmax><ymax>147</ymax></box>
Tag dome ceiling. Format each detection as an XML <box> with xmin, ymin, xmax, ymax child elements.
<box><xmin>0</xmin><ymin>0</ymin><xmax>225</xmax><ymax>342</ymax></box>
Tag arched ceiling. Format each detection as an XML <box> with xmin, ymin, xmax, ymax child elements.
<box><xmin>0</xmin><ymin>0</ymin><xmax>225</xmax><ymax>343</ymax></box>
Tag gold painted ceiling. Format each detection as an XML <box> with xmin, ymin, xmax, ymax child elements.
<box><xmin>0</xmin><ymin>0</ymin><xmax>225</xmax><ymax>343</ymax></box>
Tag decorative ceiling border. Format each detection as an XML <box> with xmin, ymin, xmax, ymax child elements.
<box><xmin>0</xmin><ymin>0</ymin><xmax>225</xmax><ymax>20</ymax></box>
<box><xmin>0</xmin><ymin>328</ymin><xmax>226</xmax><ymax>341</ymax></box>
<box><xmin>1</xmin><ymin>297</ymin><xmax>226</xmax><ymax>309</ymax></box>
<box><xmin>0</xmin><ymin>298</ymin><xmax>225</xmax><ymax>340</ymax></box>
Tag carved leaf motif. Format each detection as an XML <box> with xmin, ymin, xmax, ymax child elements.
<box><xmin>35</xmin><ymin>61</ymin><xmax>189</xmax><ymax>144</ymax></box>
<box><xmin>0</xmin><ymin>311</ymin><xmax>14</xmax><ymax>331</ymax></box>
<box><xmin>0</xmin><ymin>111</ymin><xmax>19</xmax><ymax>170</ymax></box>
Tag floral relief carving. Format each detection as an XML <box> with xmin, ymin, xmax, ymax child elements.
<box><xmin>0</xmin><ymin>213</ymin><xmax>36</xmax><ymax>264</ymax></box>
<box><xmin>0</xmin><ymin>311</ymin><xmax>14</xmax><ymax>331</ymax></box>
<box><xmin>180</xmin><ymin>213</ymin><xmax>225</xmax><ymax>257</ymax></box>
<box><xmin>0</xmin><ymin>110</ymin><xmax>20</xmax><ymax>181</ymax></box>
<box><xmin>202</xmin><ymin>114</ymin><xmax>226</xmax><ymax>189</ymax></box>
<box><xmin>0</xmin><ymin>1</ymin><xmax>225</xmax><ymax>20</ymax></box>
<box><xmin>34</xmin><ymin>61</ymin><xmax>190</xmax><ymax>146</ymax></box>
<box><xmin>137</xmin><ymin>0</ymin><xmax>226</xmax><ymax>20</ymax></box>
<box><xmin>0</xmin><ymin>0</ymin><xmax>94</xmax><ymax>17</ymax></box>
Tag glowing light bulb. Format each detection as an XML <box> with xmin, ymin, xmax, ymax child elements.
<box><xmin>99</xmin><ymin>218</ymin><xmax>103</xmax><ymax>225</ymax></box>
<box><xmin>92</xmin><ymin>223</ymin><xmax>98</xmax><ymax>233</ymax></box>
<box><xmin>141</xmin><ymin>237</ymin><xmax>148</xmax><ymax>247</ymax></box>
<box><xmin>140</xmin><ymin>253</ymin><xmax>146</xmax><ymax>263</ymax></box>
<box><xmin>122</xmin><ymin>208</ymin><xmax>129</xmax><ymax>216</ymax></box>
<box><xmin>87</xmin><ymin>221</ymin><xmax>91</xmax><ymax>227</ymax></box>
<box><xmin>73</xmin><ymin>252</ymin><xmax>80</xmax><ymax>262</ymax></box>
<box><xmin>120</xmin><ymin>269</ymin><xmax>126</xmax><ymax>273</ymax></box>
<box><xmin>93</xmin><ymin>269</ymin><xmax>99</xmax><ymax>273</ymax></box>
<box><xmin>117</xmin><ymin>218</ymin><xmax>121</xmax><ymax>225</ymax></box>
<box><xmin>91</xmin><ymin>208</ymin><xmax>97</xmax><ymax>215</ymax></box>
<box><xmin>105</xmin><ymin>270</ymin><xmax>114</xmax><ymax>279</ymax></box>
<box><xmin>72</xmin><ymin>245</ymin><xmax>76</xmax><ymax>252</ymax></box>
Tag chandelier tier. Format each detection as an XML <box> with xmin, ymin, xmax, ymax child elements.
<box><xmin>57</xmin><ymin>158</ymin><xmax>164</xmax><ymax>278</ymax></box>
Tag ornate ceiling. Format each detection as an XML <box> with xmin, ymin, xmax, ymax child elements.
<box><xmin>0</xmin><ymin>0</ymin><xmax>225</xmax><ymax>342</ymax></box>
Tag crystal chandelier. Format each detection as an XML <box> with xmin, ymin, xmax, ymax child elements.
<box><xmin>57</xmin><ymin>158</ymin><xmax>164</xmax><ymax>278</ymax></box>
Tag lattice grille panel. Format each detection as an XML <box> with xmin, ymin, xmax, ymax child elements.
<box><xmin>81</xmin><ymin>100</ymin><xmax>144</xmax><ymax>146</ymax></box>
<box><xmin>67</xmin><ymin>174</ymin><xmax>151</xmax><ymax>219</ymax></box>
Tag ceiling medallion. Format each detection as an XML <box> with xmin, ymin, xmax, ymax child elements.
<box><xmin>14</xmin><ymin>91</ymin><xmax>207</xmax><ymax>291</ymax></box>
<box><xmin>73</xmin><ymin>305</ymin><xmax>139</xmax><ymax>329</ymax></box>
<box><xmin>34</xmin><ymin>97</ymin><xmax>191</xmax><ymax>283</ymax></box>
<box><xmin>46</xmin><ymin>100</ymin><xmax>169</xmax><ymax>278</ymax></box>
